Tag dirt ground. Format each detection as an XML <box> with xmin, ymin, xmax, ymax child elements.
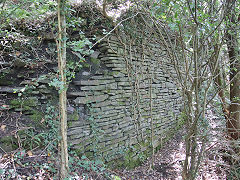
<box><xmin>118</xmin><ymin>109</ymin><xmax>231</xmax><ymax>180</ymax></box>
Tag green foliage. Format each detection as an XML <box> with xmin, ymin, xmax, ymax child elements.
<box><xmin>121</xmin><ymin>146</ymin><xmax>147</xmax><ymax>169</ymax></box>
<box><xmin>66</xmin><ymin>16</ymin><xmax>83</xmax><ymax>30</ymax></box>
<box><xmin>67</xmin><ymin>36</ymin><xmax>94</xmax><ymax>60</ymax></box>
<box><xmin>113</xmin><ymin>175</ymin><xmax>121</xmax><ymax>180</ymax></box>
<box><xmin>30</xmin><ymin>110</ymin><xmax>44</xmax><ymax>122</ymax></box>
<box><xmin>90</xmin><ymin>57</ymin><xmax>100</xmax><ymax>65</ymax></box>
<box><xmin>41</xmin><ymin>105</ymin><xmax>59</xmax><ymax>152</ymax></box>
<box><xmin>48</xmin><ymin>12</ymin><xmax>95</xmax><ymax>91</ymax></box>
<box><xmin>87</xmin><ymin>104</ymin><xmax>104</xmax><ymax>160</ymax></box>
<box><xmin>0</xmin><ymin>0</ymin><xmax>56</xmax><ymax>23</ymax></box>
<box><xmin>228</xmin><ymin>165</ymin><xmax>240</xmax><ymax>180</ymax></box>
<box><xmin>10</xmin><ymin>97</ymin><xmax>37</xmax><ymax>111</ymax></box>
<box><xmin>8</xmin><ymin>99</ymin><xmax>59</xmax><ymax>151</ymax></box>
<box><xmin>152</xmin><ymin>0</ymin><xmax>224</xmax><ymax>41</ymax></box>
<box><xmin>18</xmin><ymin>129</ymin><xmax>43</xmax><ymax>150</ymax></box>
<box><xmin>48</xmin><ymin>77</ymin><xmax>65</xmax><ymax>91</ymax></box>
<box><xmin>0</xmin><ymin>136</ymin><xmax>18</xmax><ymax>152</ymax></box>
<box><xmin>62</xmin><ymin>151</ymin><xmax>110</xmax><ymax>179</ymax></box>
<box><xmin>0</xmin><ymin>1</ymin><xmax>115</xmax><ymax>179</ymax></box>
<box><xmin>0</xmin><ymin>0</ymin><xmax>58</xmax><ymax>70</ymax></box>
<box><xmin>68</xmin><ymin>111</ymin><xmax>79</xmax><ymax>121</ymax></box>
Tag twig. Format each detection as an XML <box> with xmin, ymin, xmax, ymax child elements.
<box><xmin>186</xmin><ymin>0</ymin><xmax>199</xmax><ymax>26</ymax></box>
<box><xmin>88</xmin><ymin>12</ymin><xmax>140</xmax><ymax>53</ymax></box>
<box><xmin>0</xmin><ymin>145</ymin><xmax>6</xmax><ymax>154</ymax></box>
<box><xmin>11</xmin><ymin>153</ymin><xmax>17</xmax><ymax>177</ymax></box>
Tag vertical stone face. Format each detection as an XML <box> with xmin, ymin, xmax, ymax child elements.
<box><xmin>67</xmin><ymin>25</ymin><xmax>182</xmax><ymax>163</ymax></box>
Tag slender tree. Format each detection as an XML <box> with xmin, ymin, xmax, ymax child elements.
<box><xmin>225</xmin><ymin>0</ymin><xmax>240</xmax><ymax>140</ymax></box>
<box><xmin>57</xmin><ymin>0</ymin><xmax>69</xmax><ymax>178</ymax></box>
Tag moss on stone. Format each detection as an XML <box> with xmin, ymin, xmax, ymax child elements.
<box><xmin>68</xmin><ymin>111</ymin><xmax>79</xmax><ymax>121</ymax></box>
<box><xmin>0</xmin><ymin>136</ymin><xmax>18</xmax><ymax>152</ymax></box>
<box><xmin>115</xmin><ymin>142</ymin><xmax>150</xmax><ymax>169</ymax></box>
<box><xmin>118</xmin><ymin>101</ymin><xmax>125</xmax><ymax>105</ymax></box>
<box><xmin>0</xmin><ymin>70</ymin><xmax>15</xmax><ymax>86</ymax></box>
<box><xmin>90</xmin><ymin>57</ymin><xmax>100</xmax><ymax>65</ymax></box>
<box><xmin>85</xmin><ymin>151</ymin><xmax>94</xmax><ymax>158</ymax></box>
<box><xmin>0</xmin><ymin>78</ymin><xmax>14</xmax><ymax>85</ymax></box>
<box><xmin>10</xmin><ymin>99</ymin><xmax>21</xmax><ymax>107</ymax></box>
<box><xmin>10</xmin><ymin>98</ymin><xmax>44</xmax><ymax>126</ymax></box>
<box><xmin>107</xmin><ymin>159</ymin><xmax>124</xmax><ymax>168</ymax></box>
<box><xmin>30</xmin><ymin>110</ymin><xmax>44</xmax><ymax>123</ymax></box>
<box><xmin>10</xmin><ymin>98</ymin><xmax>38</xmax><ymax>111</ymax></box>
<box><xmin>122</xmin><ymin>150</ymin><xmax>142</xmax><ymax>169</ymax></box>
<box><xmin>67</xmin><ymin>121</ymin><xmax>73</xmax><ymax>127</ymax></box>
<box><xmin>74</xmin><ymin>147</ymin><xmax>85</xmax><ymax>156</ymax></box>
<box><xmin>13</xmin><ymin>58</ymin><xmax>26</xmax><ymax>68</ymax></box>
<box><xmin>83</xmin><ymin>63</ymin><xmax>90</xmax><ymax>68</ymax></box>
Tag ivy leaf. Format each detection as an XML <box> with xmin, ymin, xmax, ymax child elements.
<box><xmin>81</xmin><ymin>155</ymin><xmax>87</xmax><ymax>160</ymax></box>
<box><xmin>169</xmin><ymin>23</ymin><xmax>177</xmax><ymax>30</ymax></box>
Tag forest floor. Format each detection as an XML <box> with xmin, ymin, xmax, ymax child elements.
<box><xmin>0</xmin><ymin>108</ymin><xmax>235</xmax><ymax>179</ymax></box>
<box><xmin>118</xmin><ymin>109</ymin><xmax>231</xmax><ymax>180</ymax></box>
<box><xmin>119</xmin><ymin>128</ymin><xmax>228</xmax><ymax>180</ymax></box>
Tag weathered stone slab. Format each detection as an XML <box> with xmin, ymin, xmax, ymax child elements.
<box><xmin>90</xmin><ymin>75</ymin><xmax>113</xmax><ymax>80</ymax></box>
<box><xmin>97</xmin><ymin>120</ymin><xmax>117</xmax><ymax>126</ymax></box>
<box><xmin>100</xmin><ymin>79</ymin><xmax>116</xmax><ymax>84</ymax></box>
<box><xmin>81</xmin><ymin>85</ymin><xmax>106</xmax><ymax>91</ymax></box>
<box><xmin>118</xmin><ymin>81</ymin><xmax>130</xmax><ymax>86</ymax></box>
<box><xmin>96</xmin><ymin>112</ymin><xmax>119</xmax><ymax>119</ymax></box>
<box><xmin>159</xmin><ymin>88</ymin><xmax>169</xmax><ymax>93</ymax></box>
<box><xmin>20</xmin><ymin>80</ymin><xmax>39</xmax><ymax>86</ymax></box>
<box><xmin>90</xmin><ymin>51</ymin><xmax>100</xmax><ymax>59</ymax></box>
<box><xmin>100</xmin><ymin>105</ymin><xmax>115</xmax><ymax>111</ymax></box>
<box><xmin>109</xmin><ymin>94</ymin><xmax>123</xmax><ymax>100</ymax></box>
<box><xmin>92</xmin><ymin>100</ymin><xmax>112</xmax><ymax>108</ymax></box>
<box><xmin>106</xmin><ymin>83</ymin><xmax>117</xmax><ymax>90</ymax></box>
<box><xmin>112</xmin><ymin>73</ymin><xmax>126</xmax><ymax>78</ymax></box>
<box><xmin>68</xmin><ymin>128</ymin><xmax>90</xmax><ymax>136</ymax></box>
<box><xmin>74</xmin><ymin>94</ymin><xmax>109</xmax><ymax>104</ymax></box>
<box><xmin>67</xmin><ymin>91</ymin><xmax>93</xmax><ymax>97</ymax></box>
<box><xmin>0</xmin><ymin>87</ymin><xmax>24</xmax><ymax>93</ymax></box>
<box><xmin>166</xmin><ymin>82</ymin><xmax>175</xmax><ymax>88</ymax></box>
<box><xmin>112</xmin><ymin>67</ymin><xmax>124</xmax><ymax>71</ymax></box>
<box><xmin>74</xmin><ymin>80</ymin><xmax>100</xmax><ymax>86</ymax></box>
<box><xmin>108</xmin><ymin>60</ymin><xmax>125</xmax><ymax>64</ymax></box>
<box><xmin>105</xmin><ymin>63</ymin><xmax>126</xmax><ymax>68</ymax></box>
<box><xmin>39</xmin><ymin>88</ymin><xmax>51</xmax><ymax>94</ymax></box>
<box><xmin>70</xmin><ymin>137</ymin><xmax>92</xmax><ymax>146</ymax></box>
<box><xmin>101</xmin><ymin>57</ymin><xmax>124</xmax><ymax>61</ymax></box>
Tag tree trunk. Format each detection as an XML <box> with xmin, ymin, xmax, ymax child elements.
<box><xmin>227</xmin><ymin>31</ymin><xmax>240</xmax><ymax>140</ymax></box>
<box><xmin>57</xmin><ymin>0</ymin><xmax>69</xmax><ymax>178</ymax></box>
<box><xmin>209</xmin><ymin>45</ymin><xmax>230</xmax><ymax>121</ymax></box>
<box><xmin>226</xmin><ymin>6</ymin><xmax>240</xmax><ymax>139</ymax></box>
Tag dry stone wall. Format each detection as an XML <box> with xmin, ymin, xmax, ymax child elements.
<box><xmin>67</xmin><ymin>32</ymin><xmax>182</xmax><ymax>164</ymax></box>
